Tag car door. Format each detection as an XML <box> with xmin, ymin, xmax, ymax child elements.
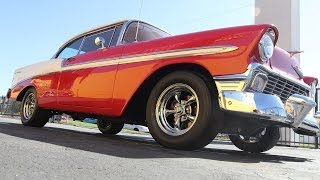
<box><xmin>57</xmin><ymin>25</ymin><xmax>123</xmax><ymax>110</ymax></box>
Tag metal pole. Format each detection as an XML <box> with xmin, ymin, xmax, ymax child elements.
<box><xmin>315</xmin><ymin>88</ymin><xmax>319</xmax><ymax>149</ymax></box>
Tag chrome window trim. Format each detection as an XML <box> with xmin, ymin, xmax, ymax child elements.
<box><xmin>52</xmin><ymin>19</ymin><xmax>170</xmax><ymax>59</ymax></box>
<box><xmin>56</xmin><ymin>37</ymin><xmax>85</xmax><ymax>59</ymax></box>
<box><xmin>109</xmin><ymin>26</ymin><xmax>117</xmax><ymax>47</ymax></box>
<box><xmin>52</xmin><ymin>20</ymin><xmax>128</xmax><ymax>59</ymax></box>
<box><xmin>116</xmin><ymin>20</ymin><xmax>134</xmax><ymax>46</ymax></box>
<box><xmin>80</xmin><ymin>27</ymin><xmax>116</xmax><ymax>54</ymax></box>
<box><xmin>117</xmin><ymin>20</ymin><xmax>171</xmax><ymax>46</ymax></box>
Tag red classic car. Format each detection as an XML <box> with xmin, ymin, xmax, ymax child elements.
<box><xmin>7</xmin><ymin>20</ymin><xmax>319</xmax><ymax>152</ymax></box>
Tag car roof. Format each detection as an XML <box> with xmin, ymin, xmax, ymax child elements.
<box><xmin>72</xmin><ymin>19</ymin><xmax>130</xmax><ymax>40</ymax></box>
<box><xmin>53</xmin><ymin>19</ymin><xmax>169</xmax><ymax>58</ymax></box>
<box><xmin>60</xmin><ymin>19</ymin><xmax>129</xmax><ymax>47</ymax></box>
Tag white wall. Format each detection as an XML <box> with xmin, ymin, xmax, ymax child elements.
<box><xmin>255</xmin><ymin>0</ymin><xmax>300</xmax><ymax>63</ymax></box>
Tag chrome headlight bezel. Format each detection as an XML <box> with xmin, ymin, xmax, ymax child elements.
<box><xmin>258</xmin><ymin>29</ymin><xmax>276</xmax><ymax>63</ymax></box>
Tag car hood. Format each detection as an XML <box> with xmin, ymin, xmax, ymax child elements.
<box><xmin>267</xmin><ymin>47</ymin><xmax>302</xmax><ymax>80</ymax></box>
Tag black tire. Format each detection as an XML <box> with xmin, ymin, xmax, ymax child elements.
<box><xmin>229</xmin><ymin>127</ymin><xmax>280</xmax><ymax>153</ymax></box>
<box><xmin>97</xmin><ymin>119</ymin><xmax>124</xmax><ymax>135</ymax></box>
<box><xmin>20</xmin><ymin>88</ymin><xmax>51</xmax><ymax>127</ymax></box>
<box><xmin>146</xmin><ymin>71</ymin><xmax>222</xmax><ymax>150</ymax></box>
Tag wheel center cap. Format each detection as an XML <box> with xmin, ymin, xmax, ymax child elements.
<box><xmin>175</xmin><ymin>105</ymin><xmax>185</xmax><ymax>115</ymax></box>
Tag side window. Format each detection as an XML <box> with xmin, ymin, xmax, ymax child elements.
<box><xmin>57</xmin><ymin>37</ymin><xmax>83</xmax><ymax>59</ymax></box>
<box><xmin>110</xmin><ymin>25</ymin><xmax>123</xmax><ymax>47</ymax></box>
<box><xmin>122</xmin><ymin>22</ymin><xmax>170</xmax><ymax>44</ymax></box>
<box><xmin>80</xmin><ymin>28</ymin><xmax>114</xmax><ymax>54</ymax></box>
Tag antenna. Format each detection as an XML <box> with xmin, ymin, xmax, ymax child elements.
<box><xmin>135</xmin><ymin>0</ymin><xmax>144</xmax><ymax>42</ymax></box>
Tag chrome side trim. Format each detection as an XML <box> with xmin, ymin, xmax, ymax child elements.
<box><xmin>213</xmin><ymin>74</ymin><xmax>248</xmax><ymax>81</ymax></box>
<box><xmin>61</xmin><ymin>45</ymin><xmax>239</xmax><ymax>69</ymax></box>
<box><xmin>11</xmin><ymin>45</ymin><xmax>239</xmax><ymax>88</ymax></box>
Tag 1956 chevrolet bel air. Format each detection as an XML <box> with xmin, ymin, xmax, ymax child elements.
<box><xmin>7</xmin><ymin>20</ymin><xmax>319</xmax><ymax>152</ymax></box>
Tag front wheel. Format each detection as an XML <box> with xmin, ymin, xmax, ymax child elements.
<box><xmin>21</xmin><ymin>88</ymin><xmax>52</xmax><ymax>127</ymax></box>
<box><xmin>229</xmin><ymin>127</ymin><xmax>280</xmax><ymax>153</ymax></box>
<box><xmin>97</xmin><ymin>119</ymin><xmax>124</xmax><ymax>135</ymax></box>
<box><xmin>146</xmin><ymin>71</ymin><xmax>222</xmax><ymax>150</ymax></box>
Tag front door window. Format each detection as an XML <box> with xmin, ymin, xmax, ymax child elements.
<box><xmin>57</xmin><ymin>37</ymin><xmax>84</xmax><ymax>59</ymax></box>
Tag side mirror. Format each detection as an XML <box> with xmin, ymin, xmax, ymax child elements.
<box><xmin>95</xmin><ymin>37</ymin><xmax>106</xmax><ymax>48</ymax></box>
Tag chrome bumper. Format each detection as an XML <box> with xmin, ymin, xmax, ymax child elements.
<box><xmin>220</xmin><ymin>91</ymin><xmax>319</xmax><ymax>136</ymax></box>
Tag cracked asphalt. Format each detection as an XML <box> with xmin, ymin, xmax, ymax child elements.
<box><xmin>0</xmin><ymin>116</ymin><xmax>319</xmax><ymax>180</ymax></box>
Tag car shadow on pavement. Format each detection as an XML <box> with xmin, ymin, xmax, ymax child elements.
<box><xmin>0</xmin><ymin>121</ymin><xmax>313</xmax><ymax>164</ymax></box>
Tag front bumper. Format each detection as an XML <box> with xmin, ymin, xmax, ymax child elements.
<box><xmin>220</xmin><ymin>91</ymin><xmax>320</xmax><ymax>136</ymax></box>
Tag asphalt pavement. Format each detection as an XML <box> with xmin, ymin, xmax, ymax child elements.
<box><xmin>0</xmin><ymin>116</ymin><xmax>319</xmax><ymax>180</ymax></box>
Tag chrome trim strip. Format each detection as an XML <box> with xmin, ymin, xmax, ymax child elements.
<box><xmin>12</xmin><ymin>45</ymin><xmax>239</xmax><ymax>88</ymax></box>
<box><xmin>117</xmin><ymin>20</ymin><xmax>171</xmax><ymax>46</ymax></box>
<box><xmin>61</xmin><ymin>45</ymin><xmax>239</xmax><ymax>70</ymax></box>
<box><xmin>213</xmin><ymin>74</ymin><xmax>248</xmax><ymax>81</ymax></box>
<box><xmin>116</xmin><ymin>20</ymin><xmax>133</xmax><ymax>46</ymax></box>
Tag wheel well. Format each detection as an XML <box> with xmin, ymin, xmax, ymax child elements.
<box><xmin>123</xmin><ymin>63</ymin><xmax>217</xmax><ymax>125</ymax></box>
<box><xmin>16</xmin><ymin>86</ymin><xmax>34</xmax><ymax>101</ymax></box>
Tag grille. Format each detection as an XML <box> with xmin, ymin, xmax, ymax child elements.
<box><xmin>257</xmin><ymin>69</ymin><xmax>309</xmax><ymax>102</ymax></box>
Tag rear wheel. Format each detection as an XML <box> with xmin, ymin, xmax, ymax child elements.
<box><xmin>97</xmin><ymin>119</ymin><xmax>124</xmax><ymax>135</ymax></box>
<box><xmin>229</xmin><ymin>127</ymin><xmax>280</xmax><ymax>153</ymax></box>
<box><xmin>146</xmin><ymin>71</ymin><xmax>222</xmax><ymax>150</ymax></box>
<box><xmin>21</xmin><ymin>88</ymin><xmax>51</xmax><ymax>127</ymax></box>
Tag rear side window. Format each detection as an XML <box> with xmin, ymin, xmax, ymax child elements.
<box><xmin>80</xmin><ymin>28</ymin><xmax>114</xmax><ymax>54</ymax></box>
<box><xmin>57</xmin><ymin>37</ymin><xmax>83</xmax><ymax>59</ymax></box>
<box><xmin>122</xmin><ymin>22</ymin><xmax>170</xmax><ymax>44</ymax></box>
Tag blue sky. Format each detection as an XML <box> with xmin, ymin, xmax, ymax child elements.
<box><xmin>0</xmin><ymin>0</ymin><xmax>318</xmax><ymax>95</ymax></box>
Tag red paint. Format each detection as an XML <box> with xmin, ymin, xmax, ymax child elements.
<box><xmin>303</xmin><ymin>76</ymin><xmax>318</xmax><ymax>86</ymax></box>
<box><xmin>10</xmin><ymin>23</ymin><xmax>316</xmax><ymax>117</ymax></box>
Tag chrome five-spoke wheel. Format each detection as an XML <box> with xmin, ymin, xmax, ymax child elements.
<box><xmin>21</xmin><ymin>88</ymin><xmax>51</xmax><ymax>127</ymax></box>
<box><xmin>146</xmin><ymin>71</ymin><xmax>222</xmax><ymax>150</ymax></box>
<box><xmin>23</xmin><ymin>93</ymin><xmax>36</xmax><ymax>120</ymax></box>
<box><xmin>156</xmin><ymin>83</ymin><xmax>199</xmax><ymax>136</ymax></box>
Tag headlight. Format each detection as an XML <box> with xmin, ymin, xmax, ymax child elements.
<box><xmin>258</xmin><ymin>29</ymin><xmax>275</xmax><ymax>63</ymax></box>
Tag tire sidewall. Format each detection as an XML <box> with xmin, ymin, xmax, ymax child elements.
<box><xmin>97</xmin><ymin>119</ymin><xmax>124</xmax><ymax>135</ymax></box>
<box><xmin>147</xmin><ymin>71</ymin><xmax>222</xmax><ymax>149</ymax></box>
<box><xmin>21</xmin><ymin>88</ymin><xmax>39</xmax><ymax>125</ymax></box>
<box><xmin>229</xmin><ymin>127</ymin><xmax>280</xmax><ymax>153</ymax></box>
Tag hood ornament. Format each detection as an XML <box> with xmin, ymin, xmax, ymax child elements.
<box><xmin>288</xmin><ymin>50</ymin><xmax>304</xmax><ymax>57</ymax></box>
